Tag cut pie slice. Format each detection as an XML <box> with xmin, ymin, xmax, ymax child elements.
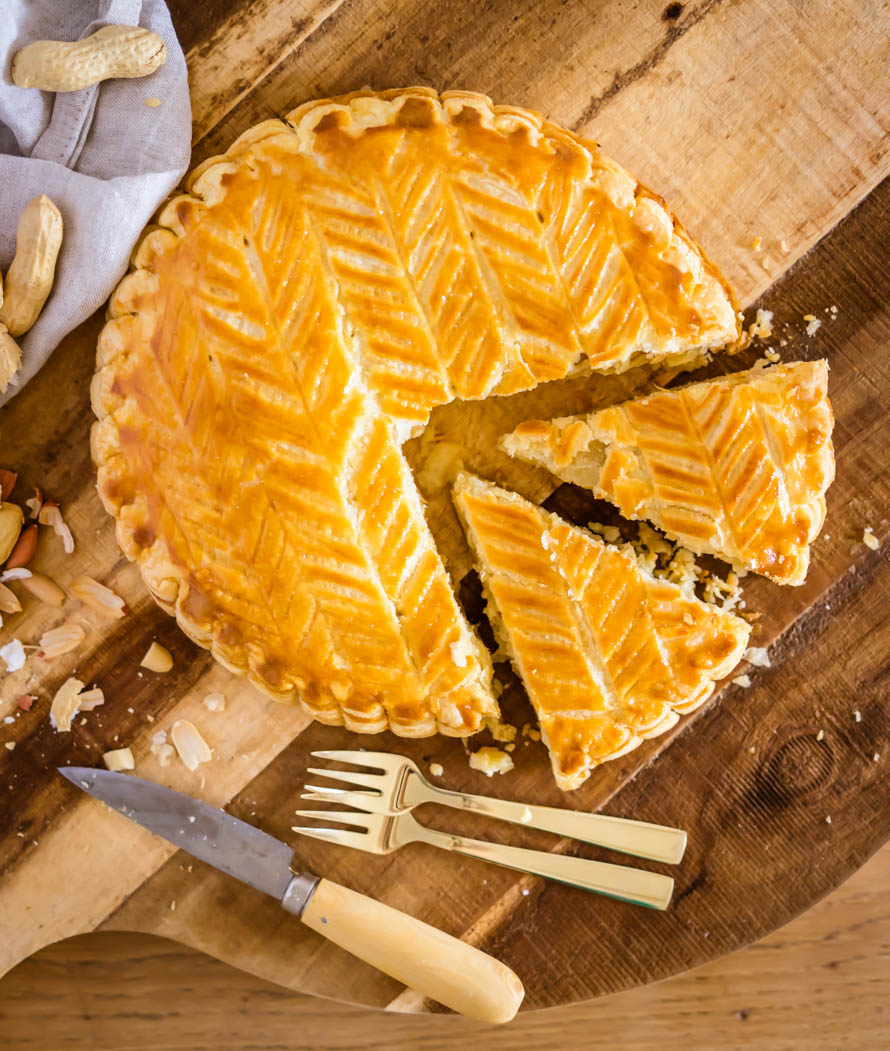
<box><xmin>502</xmin><ymin>360</ymin><xmax>835</xmax><ymax>585</ymax></box>
<box><xmin>453</xmin><ymin>473</ymin><xmax>750</xmax><ymax>790</ymax></box>
<box><xmin>92</xmin><ymin>87</ymin><xmax>740</xmax><ymax>735</ymax></box>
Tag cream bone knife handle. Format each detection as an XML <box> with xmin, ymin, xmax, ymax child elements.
<box><xmin>283</xmin><ymin>876</ymin><xmax>524</xmax><ymax>1023</ymax></box>
<box><xmin>407</xmin><ymin>826</ymin><xmax>674</xmax><ymax>910</ymax></box>
<box><xmin>404</xmin><ymin>775</ymin><xmax>687</xmax><ymax>864</ymax></box>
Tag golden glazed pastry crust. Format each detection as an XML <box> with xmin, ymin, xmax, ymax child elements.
<box><xmin>502</xmin><ymin>360</ymin><xmax>834</xmax><ymax>585</ymax></box>
<box><xmin>91</xmin><ymin>87</ymin><xmax>739</xmax><ymax>735</ymax></box>
<box><xmin>453</xmin><ymin>473</ymin><xmax>750</xmax><ymax>790</ymax></box>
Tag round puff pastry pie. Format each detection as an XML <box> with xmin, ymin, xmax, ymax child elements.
<box><xmin>502</xmin><ymin>360</ymin><xmax>835</xmax><ymax>585</ymax></box>
<box><xmin>453</xmin><ymin>472</ymin><xmax>751</xmax><ymax>790</ymax></box>
<box><xmin>91</xmin><ymin>87</ymin><xmax>739</xmax><ymax>737</ymax></box>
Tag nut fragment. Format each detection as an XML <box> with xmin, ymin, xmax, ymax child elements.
<box><xmin>38</xmin><ymin>501</ymin><xmax>74</xmax><ymax>554</ymax></box>
<box><xmin>12</xmin><ymin>25</ymin><xmax>167</xmax><ymax>92</ymax></box>
<box><xmin>21</xmin><ymin>571</ymin><xmax>65</xmax><ymax>606</ymax></box>
<box><xmin>140</xmin><ymin>641</ymin><xmax>173</xmax><ymax>672</ymax></box>
<box><xmin>17</xmin><ymin>694</ymin><xmax>35</xmax><ymax>711</ymax></box>
<box><xmin>0</xmin><ymin>502</ymin><xmax>24</xmax><ymax>563</ymax></box>
<box><xmin>103</xmin><ymin>747</ymin><xmax>135</xmax><ymax>772</ymax></box>
<box><xmin>25</xmin><ymin>488</ymin><xmax>43</xmax><ymax>520</ymax></box>
<box><xmin>170</xmin><ymin>719</ymin><xmax>211</xmax><ymax>771</ymax></box>
<box><xmin>6</xmin><ymin>523</ymin><xmax>37</xmax><ymax>568</ymax></box>
<box><xmin>0</xmin><ymin>326</ymin><xmax>22</xmax><ymax>393</ymax></box>
<box><xmin>0</xmin><ymin>195</ymin><xmax>63</xmax><ymax>336</ymax></box>
<box><xmin>76</xmin><ymin>687</ymin><xmax>104</xmax><ymax>711</ymax></box>
<box><xmin>0</xmin><ymin>470</ymin><xmax>17</xmax><ymax>500</ymax></box>
<box><xmin>38</xmin><ymin>621</ymin><xmax>85</xmax><ymax>658</ymax></box>
<box><xmin>0</xmin><ymin>581</ymin><xmax>22</xmax><ymax>613</ymax></box>
<box><xmin>71</xmin><ymin>574</ymin><xmax>125</xmax><ymax>617</ymax></box>
<box><xmin>49</xmin><ymin>677</ymin><xmax>85</xmax><ymax>732</ymax></box>
<box><xmin>0</xmin><ymin>639</ymin><xmax>26</xmax><ymax>672</ymax></box>
<box><xmin>202</xmin><ymin>692</ymin><xmax>225</xmax><ymax>712</ymax></box>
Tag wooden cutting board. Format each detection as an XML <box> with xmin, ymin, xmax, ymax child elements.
<box><xmin>1</xmin><ymin>0</ymin><xmax>888</xmax><ymax>1014</ymax></box>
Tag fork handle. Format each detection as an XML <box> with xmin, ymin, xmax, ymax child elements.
<box><xmin>298</xmin><ymin>878</ymin><xmax>524</xmax><ymax>1023</ymax></box>
<box><xmin>416</xmin><ymin>828</ymin><xmax>673</xmax><ymax>910</ymax></box>
<box><xmin>408</xmin><ymin>778</ymin><xmax>686</xmax><ymax>864</ymax></box>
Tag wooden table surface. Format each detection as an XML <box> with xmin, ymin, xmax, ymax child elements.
<box><xmin>1</xmin><ymin>841</ymin><xmax>887</xmax><ymax>1049</ymax></box>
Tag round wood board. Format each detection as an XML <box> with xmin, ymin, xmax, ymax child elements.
<box><xmin>1</xmin><ymin>0</ymin><xmax>888</xmax><ymax>1015</ymax></box>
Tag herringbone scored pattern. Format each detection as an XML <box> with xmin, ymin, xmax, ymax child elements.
<box><xmin>454</xmin><ymin>474</ymin><xmax>749</xmax><ymax>790</ymax></box>
<box><xmin>93</xmin><ymin>88</ymin><xmax>737</xmax><ymax>734</ymax></box>
<box><xmin>503</xmin><ymin>361</ymin><xmax>834</xmax><ymax>585</ymax></box>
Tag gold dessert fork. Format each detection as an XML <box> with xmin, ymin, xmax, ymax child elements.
<box><xmin>302</xmin><ymin>750</ymin><xmax>687</xmax><ymax>864</ymax></box>
<box><xmin>292</xmin><ymin>802</ymin><xmax>674</xmax><ymax>910</ymax></box>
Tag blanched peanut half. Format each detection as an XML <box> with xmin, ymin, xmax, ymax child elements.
<box><xmin>0</xmin><ymin>196</ymin><xmax>63</xmax><ymax>337</ymax></box>
<box><xmin>12</xmin><ymin>25</ymin><xmax>166</xmax><ymax>93</ymax></box>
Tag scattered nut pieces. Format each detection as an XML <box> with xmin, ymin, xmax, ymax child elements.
<box><xmin>468</xmin><ymin>746</ymin><xmax>514</xmax><ymax>777</ymax></box>
<box><xmin>38</xmin><ymin>501</ymin><xmax>74</xmax><ymax>554</ymax></box>
<box><xmin>816</xmin><ymin>729</ymin><xmax>825</xmax><ymax>742</ymax></box>
<box><xmin>13</xmin><ymin>25</ymin><xmax>167</xmax><ymax>93</ymax></box>
<box><xmin>854</xmin><ymin>710</ymin><xmax>862</xmax><ymax>723</ymax></box>
<box><xmin>732</xmin><ymin>674</ymin><xmax>752</xmax><ymax>688</ymax></box>
<box><xmin>428</xmin><ymin>762</ymin><xmax>444</xmax><ymax>777</ymax></box>
<box><xmin>71</xmin><ymin>574</ymin><xmax>126</xmax><ymax>617</ymax></box>
<box><xmin>5</xmin><ymin>741</ymin><xmax>15</xmax><ymax>751</ymax></box>
<box><xmin>49</xmin><ymin>676</ymin><xmax>86</xmax><ymax>732</ymax></box>
<box><xmin>0</xmin><ymin>195</ymin><xmax>63</xmax><ymax>337</ymax></box>
<box><xmin>76</xmin><ymin>687</ymin><xmax>105</xmax><ymax>712</ymax></box>
<box><xmin>21</xmin><ymin>571</ymin><xmax>65</xmax><ymax>606</ymax></box>
<box><xmin>6</xmin><ymin>523</ymin><xmax>38</xmax><ymax>569</ymax></box>
<box><xmin>0</xmin><ymin>470</ymin><xmax>17</xmax><ymax>501</ymax></box>
<box><xmin>170</xmin><ymin>719</ymin><xmax>212</xmax><ymax>771</ymax></box>
<box><xmin>0</xmin><ymin>581</ymin><xmax>22</xmax><ymax>613</ymax></box>
<box><xmin>202</xmin><ymin>692</ymin><xmax>226</xmax><ymax>712</ymax></box>
<box><xmin>862</xmin><ymin>527</ymin><xmax>879</xmax><ymax>551</ymax></box>
<box><xmin>1</xmin><ymin>567</ymin><xmax>31</xmax><ymax>582</ymax></box>
<box><xmin>0</xmin><ymin>502</ymin><xmax>24</xmax><ymax>563</ymax></box>
<box><xmin>0</xmin><ymin>639</ymin><xmax>26</xmax><ymax>672</ymax></box>
<box><xmin>103</xmin><ymin>747</ymin><xmax>135</xmax><ymax>772</ymax></box>
<box><xmin>141</xmin><ymin>641</ymin><xmax>173</xmax><ymax>672</ymax></box>
<box><xmin>38</xmin><ymin>621</ymin><xmax>85</xmax><ymax>659</ymax></box>
<box><xmin>743</xmin><ymin>646</ymin><xmax>771</xmax><ymax>668</ymax></box>
<box><xmin>25</xmin><ymin>488</ymin><xmax>43</xmax><ymax>520</ymax></box>
<box><xmin>17</xmin><ymin>694</ymin><xmax>35</xmax><ymax>711</ymax></box>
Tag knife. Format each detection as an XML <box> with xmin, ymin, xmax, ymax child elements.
<box><xmin>59</xmin><ymin>767</ymin><xmax>524</xmax><ymax>1023</ymax></box>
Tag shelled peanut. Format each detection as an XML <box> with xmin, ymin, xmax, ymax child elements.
<box><xmin>12</xmin><ymin>25</ymin><xmax>166</xmax><ymax>93</ymax></box>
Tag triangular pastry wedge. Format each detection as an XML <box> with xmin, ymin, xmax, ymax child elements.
<box><xmin>502</xmin><ymin>360</ymin><xmax>834</xmax><ymax>586</ymax></box>
<box><xmin>453</xmin><ymin>473</ymin><xmax>750</xmax><ymax>789</ymax></box>
<box><xmin>92</xmin><ymin>87</ymin><xmax>739</xmax><ymax>735</ymax></box>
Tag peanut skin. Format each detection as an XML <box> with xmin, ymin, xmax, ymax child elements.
<box><xmin>0</xmin><ymin>195</ymin><xmax>63</xmax><ymax>337</ymax></box>
<box><xmin>12</xmin><ymin>25</ymin><xmax>166</xmax><ymax>93</ymax></box>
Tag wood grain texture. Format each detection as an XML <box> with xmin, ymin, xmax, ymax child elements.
<box><xmin>0</xmin><ymin>0</ymin><xmax>888</xmax><ymax>1015</ymax></box>
<box><xmin>1</xmin><ymin>843</ymin><xmax>887</xmax><ymax>1050</ymax></box>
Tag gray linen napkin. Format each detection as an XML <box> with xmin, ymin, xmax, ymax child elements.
<box><xmin>0</xmin><ymin>0</ymin><xmax>191</xmax><ymax>405</ymax></box>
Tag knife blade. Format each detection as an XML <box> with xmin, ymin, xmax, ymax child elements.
<box><xmin>58</xmin><ymin>766</ymin><xmax>524</xmax><ymax>1024</ymax></box>
<box><xmin>59</xmin><ymin>767</ymin><xmax>301</xmax><ymax>901</ymax></box>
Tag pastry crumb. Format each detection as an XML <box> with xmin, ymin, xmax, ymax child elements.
<box><xmin>486</xmin><ymin>717</ymin><xmax>517</xmax><ymax>743</ymax></box>
<box><xmin>825</xmin><ymin>815</ymin><xmax>832</xmax><ymax>825</ymax></box>
<box><xmin>854</xmin><ymin>710</ymin><xmax>862</xmax><ymax>723</ymax></box>
<box><xmin>816</xmin><ymin>729</ymin><xmax>824</xmax><ymax>742</ymax></box>
<box><xmin>743</xmin><ymin>646</ymin><xmax>771</xmax><ymax>668</ymax></box>
<box><xmin>748</xmin><ymin>308</ymin><xmax>773</xmax><ymax>340</ymax></box>
<box><xmin>751</xmin><ymin>236</ymin><xmax>762</xmax><ymax>251</ymax></box>
<box><xmin>747</xmin><ymin>745</ymin><xmax>755</xmax><ymax>754</ymax></box>
<box><xmin>732</xmin><ymin>674</ymin><xmax>752</xmax><ymax>688</ymax></box>
<box><xmin>145</xmin><ymin>97</ymin><xmax>162</xmax><ymax>107</ymax></box>
<box><xmin>874</xmin><ymin>754</ymin><xmax>880</xmax><ymax>762</ymax></box>
<box><xmin>804</xmin><ymin>314</ymin><xmax>821</xmax><ymax>336</ymax></box>
<box><xmin>428</xmin><ymin>762</ymin><xmax>444</xmax><ymax>777</ymax></box>
<box><xmin>862</xmin><ymin>527</ymin><xmax>879</xmax><ymax>550</ymax></box>
<box><xmin>468</xmin><ymin>747</ymin><xmax>514</xmax><ymax>777</ymax></box>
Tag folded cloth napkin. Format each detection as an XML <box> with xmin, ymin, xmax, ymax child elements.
<box><xmin>0</xmin><ymin>0</ymin><xmax>191</xmax><ymax>405</ymax></box>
